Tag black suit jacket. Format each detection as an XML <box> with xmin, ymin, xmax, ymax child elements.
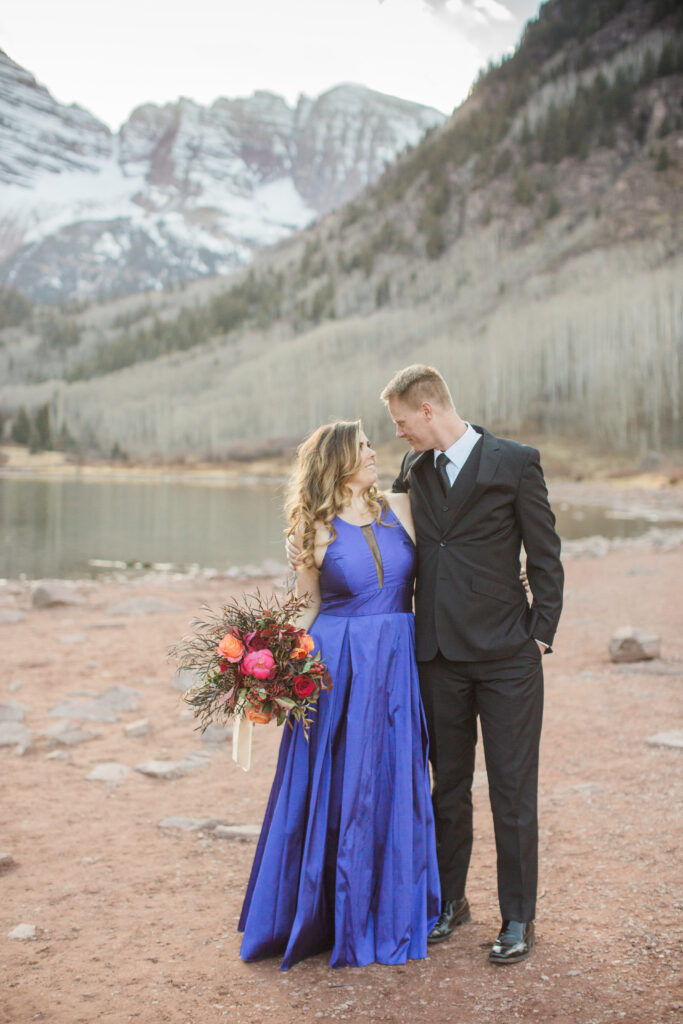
<box><xmin>392</xmin><ymin>426</ymin><xmax>564</xmax><ymax>662</ymax></box>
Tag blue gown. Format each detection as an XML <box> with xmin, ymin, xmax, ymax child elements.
<box><xmin>238</xmin><ymin>509</ymin><xmax>440</xmax><ymax>970</ymax></box>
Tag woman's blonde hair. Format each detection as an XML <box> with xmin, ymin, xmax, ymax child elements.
<box><xmin>285</xmin><ymin>420</ymin><xmax>386</xmax><ymax>569</ymax></box>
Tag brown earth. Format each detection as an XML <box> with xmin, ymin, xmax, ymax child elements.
<box><xmin>1</xmin><ymin>542</ymin><xmax>682</xmax><ymax>1024</ymax></box>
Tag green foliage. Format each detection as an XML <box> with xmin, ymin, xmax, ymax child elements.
<box><xmin>31</xmin><ymin>404</ymin><xmax>52</xmax><ymax>452</ymax></box>
<box><xmin>546</xmin><ymin>193</ymin><xmax>562</xmax><ymax>219</ymax></box>
<box><xmin>39</xmin><ymin>312</ymin><xmax>82</xmax><ymax>350</ymax></box>
<box><xmin>655</xmin><ymin>145</ymin><xmax>671</xmax><ymax>171</ymax></box>
<box><xmin>375</xmin><ymin>276</ymin><xmax>391</xmax><ymax>308</ymax></box>
<box><xmin>10</xmin><ymin>406</ymin><xmax>31</xmax><ymax>445</ymax></box>
<box><xmin>514</xmin><ymin>170</ymin><xmax>535</xmax><ymax>206</ymax></box>
<box><xmin>309</xmin><ymin>278</ymin><xmax>336</xmax><ymax>322</ymax></box>
<box><xmin>69</xmin><ymin>270</ymin><xmax>285</xmax><ymax>380</ymax></box>
<box><xmin>0</xmin><ymin>285</ymin><xmax>33</xmax><ymax>329</ymax></box>
<box><xmin>423</xmin><ymin>214</ymin><xmax>446</xmax><ymax>260</ymax></box>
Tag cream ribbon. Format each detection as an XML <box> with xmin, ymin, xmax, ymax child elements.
<box><xmin>232</xmin><ymin>715</ymin><xmax>254</xmax><ymax>772</ymax></box>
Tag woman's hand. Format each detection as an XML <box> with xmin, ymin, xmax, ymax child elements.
<box><xmin>520</xmin><ymin>567</ymin><xmax>530</xmax><ymax>595</ymax></box>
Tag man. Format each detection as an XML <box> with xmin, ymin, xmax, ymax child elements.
<box><xmin>381</xmin><ymin>364</ymin><xmax>563</xmax><ymax>964</ymax></box>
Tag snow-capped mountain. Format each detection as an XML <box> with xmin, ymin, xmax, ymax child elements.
<box><xmin>0</xmin><ymin>50</ymin><xmax>444</xmax><ymax>302</ymax></box>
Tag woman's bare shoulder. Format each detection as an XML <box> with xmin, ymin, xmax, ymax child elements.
<box><xmin>384</xmin><ymin>491</ymin><xmax>410</xmax><ymax>513</ymax></box>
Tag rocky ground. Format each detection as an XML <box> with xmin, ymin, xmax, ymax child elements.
<box><xmin>1</xmin><ymin>532</ymin><xmax>682</xmax><ymax>1024</ymax></box>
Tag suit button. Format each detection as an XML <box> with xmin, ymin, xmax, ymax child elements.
<box><xmin>442</xmin><ymin>506</ymin><xmax>449</xmax><ymax>512</ymax></box>
<box><xmin>440</xmin><ymin>541</ymin><xmax>446</xmax><ymax>547</ymax></box>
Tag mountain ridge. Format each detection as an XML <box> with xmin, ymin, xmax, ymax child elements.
<box><xmin>0</xmin><ymin>50</ymin><xmax>444</xmax><ymax>302</ymax></box>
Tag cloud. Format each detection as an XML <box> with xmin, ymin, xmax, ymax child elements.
<box><xmin>423</xmin><ymin>0</ymin><xmax>515</xmax><ymax>29</ymax></box>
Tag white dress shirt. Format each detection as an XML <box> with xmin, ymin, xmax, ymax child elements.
<box><xmin>433</xmin><ymin>422</ymin><xmax>481</xmax><ymax>486</ymax></box>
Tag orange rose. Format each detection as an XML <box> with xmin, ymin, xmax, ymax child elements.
<box><xmin>217</xmin><ymin>632</ymin><xmax>245</xmax><ymax>662</ymax></box>
<box><xmin>245</xmin><ymin>705</ymin><xmax>272</xmax><ymax>724</ymax></box>
<box><xmin>291</xmin><ymin>634</ymin><xmax>315</xmax><ymax>659</ymax></box>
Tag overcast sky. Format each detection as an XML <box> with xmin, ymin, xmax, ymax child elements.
<box><xmin>1</xmin><ymin>0</ymin><xmax>542</xmax><ymax>130</ymax></box>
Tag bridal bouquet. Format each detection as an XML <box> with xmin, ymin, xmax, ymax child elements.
<box><xmin>170</xmin><ymin>591</ymin><xmax>330</xmax><ymax>744</ymax></box>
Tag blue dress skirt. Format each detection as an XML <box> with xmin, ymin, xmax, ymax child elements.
<box><xmin>238</xmin><ymin>510</ymin><xmax>440</xmax><ymax>970</ymax></box>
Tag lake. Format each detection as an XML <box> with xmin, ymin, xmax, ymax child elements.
<box><xmin>0</xmin><ymin>476</ymin><xmax>678</xmax><ymax>580</ymax></box>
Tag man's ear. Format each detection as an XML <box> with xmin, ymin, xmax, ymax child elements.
<box><xmin>421</xmin><ymin>402</ymin><xmax>434</xmax><ymax>421</ymax></box>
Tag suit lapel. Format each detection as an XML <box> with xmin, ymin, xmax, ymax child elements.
<box><xmin>445</xmin><ymin>427</ymin><xmax>501</xmax><ymax>530</ymax></box>
<box><xmin>403</xmin><ymin>450</ymin><xmax>441</xmax><ymax>530</ymax></box>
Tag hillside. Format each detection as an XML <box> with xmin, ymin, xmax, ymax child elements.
<box><xmin>0</xmin><ymin>0</ymin><xmax>681</xmax><ymax>459</ymax></box>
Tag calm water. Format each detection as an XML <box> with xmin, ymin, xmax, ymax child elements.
<box><xmin>0</xmin><ymin>476</ymin><xmax>677</xmax><ymax>580</ymax></box>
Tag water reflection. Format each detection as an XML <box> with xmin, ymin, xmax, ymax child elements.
<box><xmin>0</xmin><ymin>478</ymin><xmax>678</xmax><ymax>580</ymax></box>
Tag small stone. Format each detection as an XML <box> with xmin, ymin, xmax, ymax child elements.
<box><xmin>159</xmin><ymin>817</ymin><xmax>227</xmax><ymax>832</ymax></box>
<box><xmin>8</xmin><ymin>679</ymin><xmax>23</xmax><ymax>692</ymax></box>
<box><xmin>647</xmin><ymin>731</ymin><xmax>683</xmax><ymax>750</ymax></box>
<box><xmin>97</xmin><ymin>684</ymin><xmax>140</xmax><ymax>713</ymax></box>
<box><xmin>59</xmin><ymin>633</ymin><xmax>88</xmax><ymax>644</ymax></box>
<box><xmin>0</xmin><ymin>609</ymin><xmax>26</xmax><ymax>624</ymax></box>
<box><xmin>0</xmin><ymin>722</ymin><xmax>32</xmax><ymax>753</ymax></box>
<box><xmin>177</xmin><ymin>709</ymin><xmax>194</xmax><ymax>723</ymax></box>
<box><xmin>106</xmin><ymin>597</ymin><xmax>185</xmax><ymax>616</ymax></box>
<box><xmin>201</xmin><ymin>723</ymin><xmax>233</xmax><ymax>744</ymax></box>
<box><xmin>213</xmin><ymin>824</ymin><xmax>261</xmax><ymax>841</ymax></box>
<box><xmin>609</xmin><ymin>627</ymin><xmax>661</xmax><ymax>663</ymax></box>
<box><xmin>8</xmin><ymin>923</ymin><xmax>36</xmax><ymax>941</ymax></box>
<box><xmin>125</xmin><ymin>718</ymin><xmax>150</xmax><ymax>738</ymax></box>
<box><xmin>46</xmin><ymin>750</ymin><xmax>69</xmax><ymax>761</ymax></box>
<box><xmin>87</xmin><ymin>762</ymin><xmax>132</xmax><ymax>785</ymax></box>
<box><xmin>136</xmin><ymin>760</ymin><xmax>184</xmax><ymax>780</ymax></box>
<box><xmin>0</xmin><ymin>852</ymin><xmax>15</xmax><ymax>870</ymax></box>
<box><xmin>0</xmin><ymin>700</ymin><xmax>29</xmax><ymax>723</ymax></box>
<box><xmin>31</xmin><ymin>580</ymin><xmax>84</xmax><ymax>608</ymax></box>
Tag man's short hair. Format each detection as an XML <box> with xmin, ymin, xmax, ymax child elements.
<box><xmin>380</xmin><ymin>364</ymin><xmax>454</xmax><ymax>410</ymax></box>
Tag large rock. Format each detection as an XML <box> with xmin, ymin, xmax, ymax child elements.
<box><xmin>43</xmin><ymin>720</ymin><xmax>100</xmax><ymax>746</ymax></box>
<box><xmin>31</xmin><ymin>580</ymin><xmax>85</xmax><ymax>608</ymax></box>
<box><xmin>47</xmin><ymin>685</ymin><xmax>140</xmax><ymax>723</ymax></box>
<box><xmin>106</xmin><ymin>597</ymin><xmax>185</xmax><ymax>616</ymax></box>
<box><xmin>97</xmin><ymin>684</ymin><xmax>140</xmax><ymax>713</ymax></box>
<box><xmin>0</xmin><ymin>609</ymin><xmax>26</xmax><ymax>624</ymax></box>
<box><xmin>0</xmin><ymin>700</ymin><xmax>28</xmax><ymax>723</ymax></box>
<box><xmin>48</xmin><ymin>699</ymin><xmax>117</xmax><ymax>723</ymax></box>
<box><xmin>8</xmin><ymin>923</ymin><xmax>36</xmax><ymax>941</ymax></box>
<box><xmin>609</xmin><ymin>627</ymin><xmax>661</xmax><ymax>663</ymax></box>
<box><xmin>0</xmin><ymin>722</ymin><xmax>32</xmax><ymax>753</ymax></box>
<box><xmin>647</xmin><ymin>731</ymin><xmax>683</xmax><ymax>750</ymax></box>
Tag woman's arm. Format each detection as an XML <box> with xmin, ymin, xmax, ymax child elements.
<box><xmin>384</xmin><ymin>491</ymin><xmax>415</xmax><ymax>544</ymax></box>
<box><xmin>289</xmin><ymin>521</ymin><xmax>328</xmax><ymax>631</ymax></box>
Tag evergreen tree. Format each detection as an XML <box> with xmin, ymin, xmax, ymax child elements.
<box><xmin>11</xmin><ymin>406</ymin><xmax>31</xmax><ymax>445</ymax></box>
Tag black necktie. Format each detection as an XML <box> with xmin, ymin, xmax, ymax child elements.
<box><xmin>436</xmin><ymin>452</ymin><xmax>451</xmax><ymax>496</ymax></box>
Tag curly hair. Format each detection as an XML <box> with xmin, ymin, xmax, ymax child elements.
<box><xmin>284</xmin><ymin>420</ymin><xmax>387</xmax><ymax>569</ymax></box>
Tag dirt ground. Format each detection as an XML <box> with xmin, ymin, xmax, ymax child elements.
<box><xmin>1</xmin><ymin>529</ymin><xmax>682</xmax><ymax>1023</ymax></box>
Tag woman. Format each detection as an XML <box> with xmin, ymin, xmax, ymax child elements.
<box><xmin>238</xmin><ymin>420</ymin><xmax>440</xmax><ymax>970</ymax></box>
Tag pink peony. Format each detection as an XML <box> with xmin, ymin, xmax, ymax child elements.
<box><xmin>241</xmin><ymin>648</ymin><xmax>276</xmax><ymax>680</ymax></box>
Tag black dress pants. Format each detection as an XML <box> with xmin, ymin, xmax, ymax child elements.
<box><xmin>418</xmin><ymin>640</ymin><xmax>544</xmax><ymax>922</ymax></box>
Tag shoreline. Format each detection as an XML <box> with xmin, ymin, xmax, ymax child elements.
<box><xmin>2</xmin><ymin>443</ymin><xmax>682</xmax><ymax>489</ymax></box>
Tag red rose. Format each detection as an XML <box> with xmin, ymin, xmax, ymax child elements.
<box><xmin>245</xmin><ymin>631</ymin><xmax>271</xmax><ymax>651</ymax></box>
<box><xmin>293</xmin><ymin>674</ymin><xmax>316</xmax><ymax>699</ymax></box>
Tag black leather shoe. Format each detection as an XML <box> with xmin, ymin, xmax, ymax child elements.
<box><xmin>427</xmin><ymin>897</ymin><xmax>471</xmax><ymax>944</ymax></box>
<box><xmin>488</xmin><ymin>920</ymin><xmax>535</xmax><ymax>964</ymax></box>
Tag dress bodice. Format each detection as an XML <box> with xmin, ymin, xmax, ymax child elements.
<box><xmin>318</xmin><ymin>509</ymin><xmax>416</xmax><ymax>616</ymax></box>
